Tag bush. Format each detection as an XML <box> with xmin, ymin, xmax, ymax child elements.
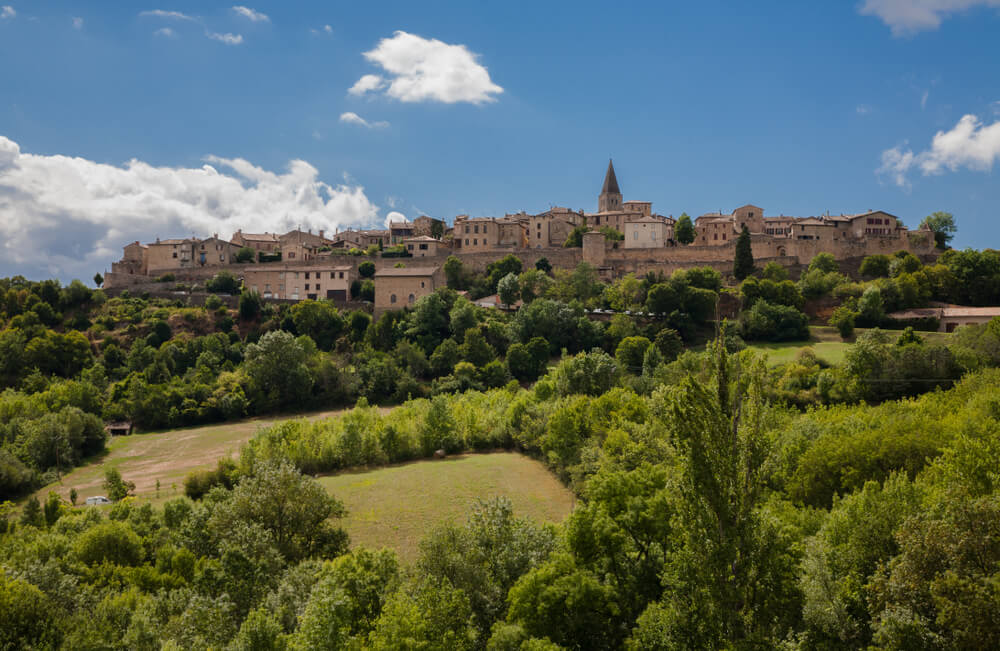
<box><xmin>74</xmin><ymin>521</ymin><xmax>144</xmax><ymax>566</ymax></box>
<box><xmin>205</xmin><ymin>271</ymin><xmax>241</xmax><ymax>295</ymax></box>
<box><xmin>184</xmin><ymin>458</ymin><xmax>238</xmax><ymax>499</ymax></box>
<box><xmin>741</xmin><ymin>300</ymin><xmax>809</xmax><ymax>342</ymax></box>
<box><xmin>829</xmin><ymin>306</ymin><xmax>856</xmax><ymax>340</ymax></box>
<box><xmin>359</xmin><ymin>261</ymin><xmax>376</xmax><ymax>278</ymax></box>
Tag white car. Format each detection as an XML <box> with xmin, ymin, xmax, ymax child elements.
<box><xmin>85</xmin><ymin>496</ymin><xmax>112</xmax><ymax>506</ymax></box>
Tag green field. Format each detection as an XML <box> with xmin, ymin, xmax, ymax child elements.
<box><xmin>34</xmin><ymin>408</ymin><xmax>357</xmax><ymax>506</ymax></box>
<box><xmin>319</xmin><ymin>453</ymin><xmax>576</xmax><ymax>562</ymax></box>
<box><xmin>746</xmin><ymin>325</ymin><xmax>953</xmax><ymax>366</ymax></box>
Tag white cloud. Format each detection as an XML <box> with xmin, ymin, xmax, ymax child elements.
<box><xmin>0</xmin><ymin>135</ymin><xmax>381</xmax><ymax>280</ymax></box>
<box><xmin>310</xmin><ymin>24</ymin><xmax>333</xmax><ymax>35</ymax></box>
<box><xmin>859</xmin><ymin>0</ymin><xmax>1000</xmax><ymax>35</ymax></box>
<box><xmin>1</xmin><ymin>6</ymin><xmax>15</xmax><ymax>19</ymax></box>
<box><xmin>154</xmin><ymin>27</ymin><xmax>175</xmax><ymax>37</ymax></box>
<box><xmin>878</xmin><ymin>113</ymin><xmax>1000</xmax><ymax>186</ymax></box>
<box><xmin>352</xmin><ymin>31</ymin><xmax>502</xmax><ymax>104</ymax></box>
<box><xmin>72</xmin><ymin>16</ymin><xmax>83</xmax><ymax>30</ymax></box>
<box><xmin>207</xmin><ymin>31</ymin><xmax>243</xmax><ymax>45</ymax></box>
<box><xmin>384</xmin><ymin>211</ymin><xmax>407</xmax><ymax>228</ymax></box>
<box><xmin>139</xmin><ymin>9</ymin><xmax>196</xmax><ymax>21</ymax></box>
<box><xmin>349</xmin><ymin>74</ymin><xmax>385</xmax><ymax>96</ymax></box>
<box><xmin>921</xmin><ymin>89</ymin><xmax>930</xmax><ymax>109</ymax></box>
<box><xmin>857</xmin><ymin>104</ymin><xmax>872</xmax><ymax>115</ymax></box>
<box><xmin>232</xmin><ymin>6</ymin><xmax>269</xmax><ymax>22</ymax></box>
<box><xmin>339</xmin><ymin>112</ymin><xmax>389</xmax><ymax>129</ymax></box>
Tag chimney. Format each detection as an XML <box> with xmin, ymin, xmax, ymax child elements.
<box><xmin>319</xmin><ymin>229</ymin><xmax>325</xmax><ymax>239</ymax></box>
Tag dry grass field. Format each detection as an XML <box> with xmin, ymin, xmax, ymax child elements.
<box><xmin>319</xmin><ymin>452</ymin><xmax>576</xmax><ymax>562</ymax></box>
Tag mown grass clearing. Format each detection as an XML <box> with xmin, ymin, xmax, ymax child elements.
<box><xmin>746</xmin><ymin>325</ymin><xmax>953</xmax><ymax>366</ymax></box>
<box><xmin>34</xmin><ymin>408</ymin><xmax>358</xmax><ymax>506</ymax></box>
<box><xmin>319</xmin><ymin>452</ymin><xmax>576</xmax><ymax>563</ymax></box>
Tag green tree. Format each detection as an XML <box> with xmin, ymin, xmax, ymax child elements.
<box><xmin>615</xmin><ymin>336</ymin><xmax>652</xmax><ymax>373</ymax></box>
<box><xmin>358</xmin><ymin>260</ymin><xmax>376</xmax><ymax>278</ymax></box>
<box><xmin>674</xmin><ymin>212</ymin><xmax>695</xmax><ymax>245</ymax></box>
<box><xmin>239</xmin><ymin>289</ymin><xmax>263</xmax><ymax>320</ymax></box>
<box><xmin>563</xmin><ymin>225</ymin><xmax>589</xmax><ymax>248</ymax></box>
<box><xmin>243</xmin><ymin>330</ymin><xmax>313</xmax><ymax>409</ymax></box>
<box><xmin>830</xmin><ymin>306</ymin><xmax>857</xmax><ymax>340</ymax></box>
<box><xmin>235</xmin><ymin>246</ymin><xmax>256</xmax><ymax>263</ymax></box>
<box><xmin>733</xmin><ymin>224</ymin><xmax>754</xmax><ymax>280</ymax></box>
<box><xmin>232</xmin><ymin>608</ymin><xmax>287</xmax><ymax>651</ymax></box>
<box><xmin>205</xmin><ymin>270</ymin><xmax>241</xmax><ymax>294</ymax></box>
<box><xmin>645</xmin><ymin>283</ymin><xmax>680</xmax><ymax>315</ymax></box>
<box><xmin>535</xmin><ymin>257</ymin><xmax>552</xmax><ymax>274</ymax></box>
<box><xmin>551</xmin><ymin>349</ymin><xmax>618</xmax><ymax>396</ymax></box>
<box><xmin>498</xmin><ymin>272</ymin><xmax>520</xmax><ymax>307</ymax></box>
<box><xmin>103</xmin><ymin>467</ymin><xmax>136</xmax><ymax>501</ymax></box>
<box><xmin>760</xmin><ymin>261</ymin><xmax>789</xmax><ymax>281</ymax></box>
<box><xmin>654</xmin><ymin>328</ymin><xmax>683</xmax><ymax>362</ymax></box>
<box><xmin>444</xmin><ymin>255</ymin><xmax>468</xmax><ymax>290</ymax></box>
<box><xmin>860</xmin><ymin>254</ymin><xmax>891</xmax><ymax>278</ymax></box>
<box><xmin>896</xmin><ymin>326</ymin><xmax>923</xmax><ymax>346</ymax></box>
<box><xmin>0</xmin><ymin>574</ymin><xmax>61</xmax><ymax>650</ymax></box>
<box><xmin>462</xmin><ymin>328</ymin><xmax>496</xmax><ymax>368</ymax></box>
<box><xmin>290</xmin><ymin>300</ymin><xmax>345</xmax><ymax>351</ymax></box>
<box><xmin>430</xmin><ymin>219</ymin><xmax>445</xmax><ymax>239</ymax></box>
<box><xmin>213</xmin><ymin>459</ymin><xmax>348</xmax><ymax>561</ymax></box>
<box><xmin>369</xmin><ymin>578</ymin><xmax>476</xmax><ymax>650</ymax></box>
<box><xmin>919</xmin><ymin>210</ymin><xmax>957</xmax><ymax>249</ymax></box>
<box><xmin>93</xmin><ymin>272</ymin><xmax>103</xmax><ymax>287</ymax></box>
<box><xmin>430</xmin><ymin>338</ymin><xmax>462</xmax><ymax>377</ymax></box>
<box><xmin>19</xmin><ymin>495</ymin><xmax>43</xmax><ymax>527</ymax></box>
<box><xmin>808</xmin><ymin>252</ymin><xmax>839</xmax><ymax>274</ymax></box>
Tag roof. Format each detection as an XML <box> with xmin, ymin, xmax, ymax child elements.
<box><xmin>626</xmin><ymin>216</ymin><xmax>669</xmax><ymax>225</ymax></box>
<box><xmin>403</xmin><ymin>235</ymin><xmax>440</xmax><ymax>242</ymax></box>
<box><xmin>151</xmin><ymin>238</ymin><xmax>194</xmax><ymax>245</ymax></box>
<box><xmin>601</xmin><ymin>159</ymin><xmax>621</xmax><ymax>195</ymax></box>
<box><xmin>943</xmin><ymin>307</ymin><xmax>1000</xmax><ymax>318</ymax></box>
<box><xmin>887</xmin><ymin>306</ymin><xmax>1000</xmax><ymax>320</ymax></box>
<box><xmin>623</xmin><ymin>200</ymin><xmax>651</xmax><ymax>205</ymax></box>
<box><xmin>794</xmin><ymin>218</ymin><xmax>831</xmax><ymax>226</ymax></box>
<box><xmin>389</xmin><ymin>222</ymin><xmax>413</xmax><ymax>229</ymax></box>
<box><xmin>238</xmin><ymin>232</ymin><xmax>280</xmax><ymax>242</ymax></box>
<box><xmin>374</xmin><ymin>266</ymin><xmax>439</xmax><ymax>277</ymax></box>
<box><xmin>244</xmin><ymin>264</ymin><xmax>352</xmax><ymax>272</ymax></box>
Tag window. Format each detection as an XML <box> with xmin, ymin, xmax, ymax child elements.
<box><xmin>474</xmin><ymin>225</ymin><xmax>479</xmax><ymax>234</ymax></box>
<box><xmin>305</xmin><ymin>272</ymin><xmax>310</xmax><ymax>279</ymax></box>
<box><xmin>172</xmin><ymin>252</ymin><xmax>178</xmax><ymax>258</ymax></box>
<box><xmin>465</xmin><ymin>238</ymin><xmax>470</xmax><ymax>245</ymax></box>
<box><xmin>651</xmin><ymin>230</ymin><xmax>657</xmax><ymax>240</ymax></box>
<box><xmin>305</xmin><ymin>284</ymin><xmax>310</xmax><ymax>290</ymax></box>
<box><xmin>464</xmin><ymin>225</ymin><xmax>469</xmax><ymax>234</ymax></box>
<box><xmin>390</xmin><ymin>294</ymin><xmax>397</xmax><ymax>304</ymax></box>
<box><xmin>265</xmin><ymin>284</ymin><xmax>270</xmax><ymax>292</ymax></box>
<box><xmin>407</xmin><ymin>245</ymin><xmax>414</xmax><ymax>251</ymax></box>
<box><xmin>537</xmin><ymin>233</ymin><xmax>541</xmax><ymax>239</ymax></box>
<box><xmin>474</xmin><ymin>239</ymin><xmax>478</xmax><ymax>245</ymax></box>
<box><xmin>339</xmin><ymin>272</ymin><xmax>344</xmax><ymax>279</ymax></box>
<box><xmin>279</xmin><ymin>272</ymin><xmax>285</xmax><ymax>279</ymax></box>
<box><xmin>484</xmin><ymin>239</ymin><xmax>487</xmax><ymax>246</ymax></box>
<box><xmin>288</xmin><ymin>252</ymin><xmax>295</xmax><ymax>259</ymax></box>
<box><xmin>316</xmin><ymin>284</ymin><xmax>321</xmax><ymax>291</ymax></box>
<box><xmin>219</xmin><ymin>255</ymin><xmax>225</xmax><ymax>262</ymax></box>
<box><xmin>633</xmin><ymin>231</ymin><xmax>638</xmax><ymax>240</ymax></box>
<box><xmin>714</xmin><ymin>234</ymin><xmax>718</xmax><ymax>240</ymax></box>
<box><xmin>420</xmin><ymin>281</ymin><xmax>426</xmax><ymax>288</ymax></box>
<box><xmin>408</xmin><ymin>294</ymin><xmax>415</xmax><ymax>304</ymax></box>
<box><xmin>419</xmin><ymin>243</ymin><xmax>428</xmax><ymax>250</ymax></box>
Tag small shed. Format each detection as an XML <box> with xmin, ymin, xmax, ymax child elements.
<box><xmin>105</xmin><ymin>421</ymin><xmax>133</xmax><ymax>437</ymax></box>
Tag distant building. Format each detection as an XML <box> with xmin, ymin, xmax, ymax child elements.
<box><xmin>404</xmin><ymin>235</ymin><xmax>442</xmax><ymax>257</ymax></box>
<box><xmin>374</xmin><ymin>266</ymin><xmax>440</xmax><ymax>313</ymax></box>
<box><xmin>243</xmin><ymin>263</ymin><xmax>353</xmax><ymax>301</ymax></box>
<box><xmin>887</xmin><ymin>306</ymin><xmax>1000</xmax><ymax>333</ymax></box>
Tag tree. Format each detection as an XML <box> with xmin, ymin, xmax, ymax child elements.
<box><xmin>535</xmin><ymin>257</ymin><xmax>552</xmax><ymax>274</ymax></box>
<box><xmin>674</xmin><ymin>212</ymin><xmax>695</xmax><ymax>245</ymax></box>
<box><xmin>369</xmin><ymin>578</ymin><xmax>476</xmax><ymax>650</ymax></box>
<box><xmin>645</xmin><ymin>283</ymin><xmax>679</xmax><ymax>315</ymax></box>
<box><xmin>896</xmin><ymin>326</ymin><xmax>923</xmax><ymax>346</ymax></box>
<box><xmin>759</xmin><ymin>261</ymin><xmax>789</xmax><ymax>281</ymax></box>
<box><xmin>239</xmin><ymin>290</ymin><xmax>263</xmax><ymax>321</ymax></box>
<box><xmin>486</xmin><ymin>255</ymin><xmax>524</xmax><ymax>293</ymax></box>
<box><xmin>920</xmin><ymin>211</ymin><xmax>957</xmax><ymax>249</ymax></box>
<box><xmin>0</xmin><ymin>574</ymin><xmax>61</xmax><ymax>649</ymax></box>
<box><xmin>205</xmin><ymin>271</ymin><xmax>241</xmax><ymax>294</ymax></box>
<box><xmin>430</xmin><ymin>219</ymin><xmax>445</xmax><ymax>240</ymax></box>
<box><xmin>358</xmin><ymin>260</ymin><xmax>376</xmax><ymax>278</ymax></box>
<box><xmin>462</xmin><ymin>328</ymin><xmax>496</xmax><ymax>367</ymax></box>
<box><xmin>443</xmin><ymin>255</ymin><xmax>468</xmax><ymax>290</ymax></box>
<box><xmin>19</xmin><ymin>495</ymin><xmax>43</xmax><ymax>527</ymax></box>
<box><xmin>103</xmin><ymin>467</ymin><xmax>136</xmax><ymax>501</ymax></box>
<box><xmin>808</xmin><ymin>252</ymin><xmax>839</xmax><ymax>274</ymax></box>
<box><xmin>290</xmin><ymin>300</ymin><xmax>345</xmax><ymax>351</ymax></box>
<box><xmin>654</xmin><ymin>328</ymin><xmax>683</xmax><ymax>362</ymax></box>
<box><xmin>740</xmin><ymin>300</ymin><xmax>809</xmax><ymax>342</ymax></box>
<box><xmin>243</xmin><ymin>330</ymin><xmax>313</xmax><ymax>409</ymax></box>
<box><xmin>563</xmin><ymin>225</ymin><xmax>589</xmax><ymax>248</ymax></box>
<box><xmin>93</xmin><ymin>272</ymin><xmax>103</xmax><ymax>287</ymax></box>
<box><xmin>498</xmin><ymin>272</ymin><xmax>520</xmax><ymax>307</ymax></box>
<box><xmin>733</xmin><ymin>224</ymin><xmax>754</xmax><ymax>280</ymax></box>
<box><xmin>615</xmin><ymin>336</ymin><xmax>652</xmax><ymax>373</ymax></box>
<box><xmin>211</xmin><ymin>459</ymin><xmax>348</xmax><ymax>561</ymax></box>
<box><xmin>829</xmin><ymin>306</ymin><xmax>856</xmax><ymax>340</ymax></box>
<box><xmin>235</xmin><ymin>246</ymin><xmax>256</xmax><ymax>263</ymax></box>
<box><xmin>860</xmin><ymin>254</ymin><xmax>891</xmax><ymax>278</ymax></box>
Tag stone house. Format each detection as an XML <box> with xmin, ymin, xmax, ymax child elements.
<box><xmin>887</xmin><ymin>306</ymin><xmax>1000</xmax><ymax>333</ymax></box>
<box><xmin>404</xmin><ymin>236</ymin><xmax>441</xmax><ymax>257</ymax></box>
<box><xmin>453</xmin><ymin>216</ymin><xmax>501</xmax><ymax>252</ymax></box>
<box><xmin>389</xmin><ymin>221</ymin><xmax>415</xmax><ymax>245</ymax></box>
<box><xmin>196</xmin><ymin>236</ymin><xmax>237</xmax><ymax>267</ymax></box>
<box><xmin>243</xmin><ymin>263</ymin><xmax>354</xmax><ymax>301</ymax></box>
<box><xmin>146</xmin><ymin>238</ymin><xmax>196</xmax><ymax>273</ymax></box>
<box><xmin>625</xmin><ymin>217</ymin><xmax>673</xmax><ymax>248</ymax></box>
<box><xmin>374</xmin><ymin>266</ymin><xmax>439</xmax><ymax>313</ymax></box>
<box><xmin>231</xmin><ymin>230</ymin><xmax>280</xmax><ymax>256</ymax></box>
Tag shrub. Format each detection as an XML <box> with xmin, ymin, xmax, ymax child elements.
<box><xmin>829</xmin><ymin>306</ymin><xmax>856</xmax><ymax>340</ymax></box>
<box><xmin>741</xmin><ymin>300</ymin><xmax>809</xmax><ymax>342</ymax></box>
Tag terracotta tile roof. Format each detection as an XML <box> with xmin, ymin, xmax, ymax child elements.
<box><xmin>375</xmin><ymin>266</ymin><xmax>439</xmax><ymax>277</ymax></box>
<box><xmin>239</xmin><ymin>232</ymin><xmax>280</xmax><ymax>242</ymax></box>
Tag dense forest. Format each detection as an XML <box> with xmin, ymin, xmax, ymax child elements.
<box><xmin>3</xmin><ymin>247</ymin><xmax>1000</xmax><ymax>648</ymax></box>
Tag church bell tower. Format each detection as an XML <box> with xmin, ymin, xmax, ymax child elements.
<box><xmin>598</xmin><ymin>159</ymin><xmax>622</xmax><ymax>212</ymax></box>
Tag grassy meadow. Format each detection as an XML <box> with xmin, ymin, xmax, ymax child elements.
<box><xmin>318</xmin><ymin>452</ymin><xmax>576</xmax><ymax>562</ymax></box>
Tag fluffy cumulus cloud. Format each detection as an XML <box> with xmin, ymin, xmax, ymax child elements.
<box><xmin>0</xmin><ymin>135</ymin><xmax>380</xmax><ymax>280</ymax></box>
<box><xmin>350</xmin><ymin>31</ymin><xmax>502</xmax><ymax>104</ymax></box>
<box><xmin>232</xmin><ymin>5</ymin><xmax>269</xmax><ymax>22</ymax></box>
<box><xmin>384</xmin><ymin>211</ymin><xmax>407</xmax><ymax>229</ymax></box>
<box><xmin>878</xmin><ymin>113</ymin><xmax>1000</xmax><ymax>186</ymax></box>
<box><xmin>859</xmin><ymin>0</ymin><xmax>1000</xmax><ymax>35</ymax></box>
<box><xmin>339</xmin><ymin>112</ymin><xmax>389</xmax><ymax>129</ymax></box>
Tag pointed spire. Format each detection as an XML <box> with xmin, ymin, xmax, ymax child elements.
<box><xmin>601</xmin><ymin>159</ymin><xmax>620</xmax><ymax>195</ymax></box>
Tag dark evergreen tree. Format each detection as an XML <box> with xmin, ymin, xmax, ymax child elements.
<box><xmin>674</xmin><ymin>212</ymin><xmax>695</xmax><ymax>244</ymax></box>
<box><xmin>733</xmin><ymin>224</ymin><xmax>754</xmax><ymax>280</ymax></box>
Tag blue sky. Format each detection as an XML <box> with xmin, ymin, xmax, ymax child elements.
<box><xmin>1</xmin><ymin>1</ymin><xmax>999</xmax><ymax>280</ymax></box>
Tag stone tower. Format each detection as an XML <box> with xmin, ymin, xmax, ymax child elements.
<box><xmin>598</xmin><ymin>159</ymin><xmax>622</xmax><ymax>213</ymax></box>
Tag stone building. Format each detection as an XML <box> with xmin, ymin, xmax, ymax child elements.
<box><xmin>374</xmin><ymin>266</ymin><xmax>440</xmax><ymax>313</ymax></box>
<box><xmin>231</xmin><ymin>230</ymin><xmax>280</xmax><ymax>256</ymax></box>
<box><xmin>389</xmin><ymin>221</ymin><xmax>415</xmax><ymax>245</ymax></box>
<box><xmin>243</xmin><ymin>263</ymin><xmax>353</xmax><ymax>301</ymax></box>
<box><xmin>624</xmin><ymin>217</ymin><xmax>673</xmax><ymax>249</ymax></box>
<box><xmin>195</xmin><ymin>236</ymin><xmax>237</xmax><ymax>267</ymax></box>
<box><xmin>404</xmin><ymin>236</ymin><xmax>442</xmax><ymax>257</ymax></box>
<box><xmin>529</xmin><ymin>207</ymin><xmax>584</xmax><ymax>248</ymax></box>
<box><xmin>146</xmin><ymin>238</ymin><xmax>196</xmax><ymax>273</ymax></box>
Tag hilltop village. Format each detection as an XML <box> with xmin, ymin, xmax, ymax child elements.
<box><xmin>106</xmin><ymin>160</ymin><xmax>938</xmax><ymax>310</ymax></box>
